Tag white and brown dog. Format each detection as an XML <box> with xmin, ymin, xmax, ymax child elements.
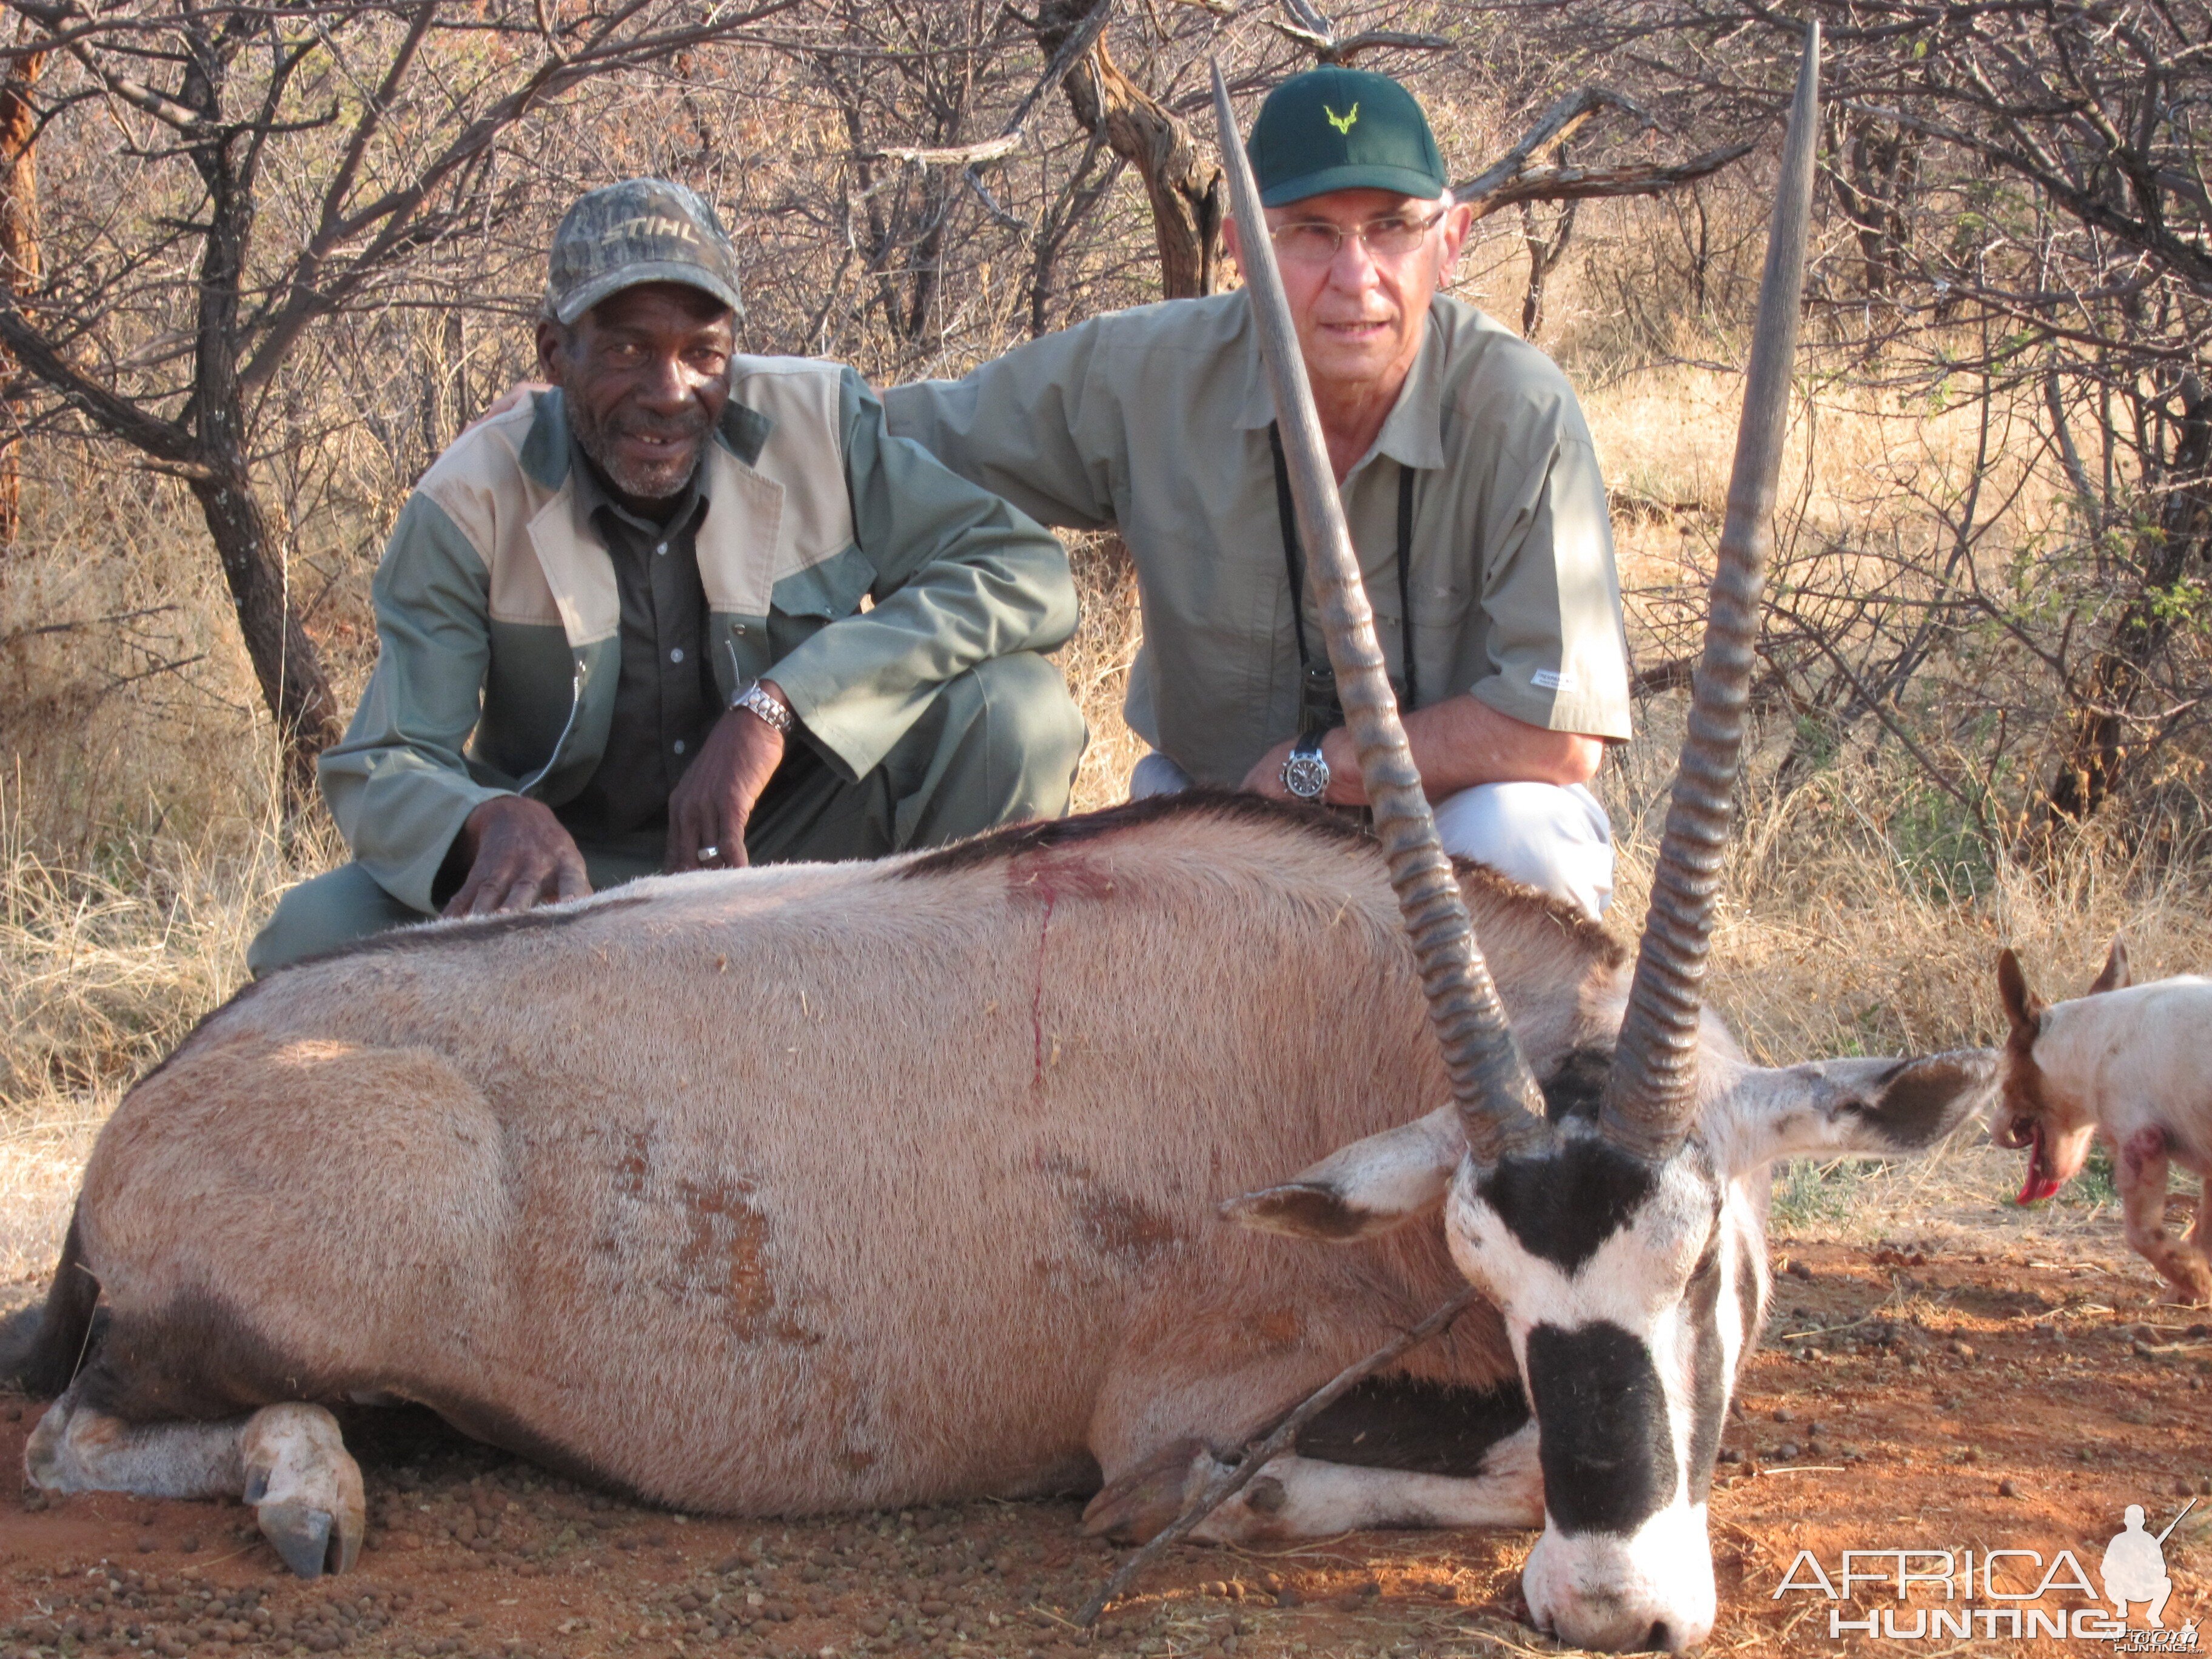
<box><xmin>1996</xmin><ymin>939</ymin><xmax>2212</xmax><ymax>1305</ymax></box>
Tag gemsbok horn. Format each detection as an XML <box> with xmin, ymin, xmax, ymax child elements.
<box><xmin>1599</xmin><ymin>23</ymin><xmax>1822</xmax><ymax>1162</ymax></box>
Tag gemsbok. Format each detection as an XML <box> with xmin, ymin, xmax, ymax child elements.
<box><xmin>2</xmin><ymin>24</ymin><xmax>1993</xmax><ymax>1652</ymax></box>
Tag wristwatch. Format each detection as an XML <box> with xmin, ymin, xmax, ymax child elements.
<box><xmin>732</xmin><ymin>679</ymin><xmax>794</xmax><ymax>736</ymax></box>
<box><xmin>1281</xmin><ymin>732</ymin><xmax>1330</xmax><ymax>802</ymax></box>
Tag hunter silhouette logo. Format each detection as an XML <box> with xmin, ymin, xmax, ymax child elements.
<box><xmin>1323</xmin><ymin>102</ymin><xmax>1358</xmax><ymax>134</ymax></box>
<box><xmin>2104</xmin><ymin>1500</ymin><xmax>2195</xmax><ymax>1627</ymax></box>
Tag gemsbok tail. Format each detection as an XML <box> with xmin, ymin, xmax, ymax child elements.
<box><xmin>0</xmin><ymin>1206</ymin><xmax>101</xmax><ymax>1398</ymax></box>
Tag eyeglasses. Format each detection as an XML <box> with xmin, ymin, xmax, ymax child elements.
<box><xmin>1269</xmin><ymin>209</ymin><xmax>1447</xmax><ymax>267</ymax></box>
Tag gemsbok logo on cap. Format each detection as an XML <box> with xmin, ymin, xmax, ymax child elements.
<box><xmin>1322</xmin><ymin>102</ymin><xmax>1358</xmax><ymax>133</ymax></box>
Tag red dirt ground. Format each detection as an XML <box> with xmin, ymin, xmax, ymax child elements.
<box><xmin>2</xmin><ymin>1235</ymin><xmax>2207</xmax><ymax>1659</ymax></box>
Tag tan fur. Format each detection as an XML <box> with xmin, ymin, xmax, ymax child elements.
<box><xmin>65</xmin><ymin>805</ymin><xmax>1626</xmax><ymax>1515</ymax></box>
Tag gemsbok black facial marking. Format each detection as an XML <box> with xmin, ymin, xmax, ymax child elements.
<box><xmin>1474</xmin><ymin>1142</ymin><xmax>1658</xmax><ymax>1273</ymax></box>
<box><xmin>1523</xmin><ymin>1321</ymin><xmax>1675</xmax><ymax>1534</ymax></box>
<box><xmin>1295</xmin><ymin>1374</ymin><xmax>1532</xmax><ymax>1478</ymax></box>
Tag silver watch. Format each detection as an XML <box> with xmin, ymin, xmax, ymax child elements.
<box><xmin>1281</xmin><ymin>732</ymin><xmax>1330</xmax><ymax>802</ymax></box>
<box><xmin>732</xmin><ymin>679</ymin><xmax>794</xmax><ymax>735</ymax></box>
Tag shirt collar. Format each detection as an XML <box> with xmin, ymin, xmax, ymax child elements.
<box><xmin>718</xmin><ymin>395</ymin><xmax>773</xmax><ymax>466</ymax></box>
<box><xmin>1227</xmin><ymin>293</ymin><xmax>1449</xmax><ymax>474</ymax></box>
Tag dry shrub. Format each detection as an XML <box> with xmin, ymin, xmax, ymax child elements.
<box><xmin>0</xmin><ymin>446</ymin><xmax>293</xmax><ymax>862</ymax></box>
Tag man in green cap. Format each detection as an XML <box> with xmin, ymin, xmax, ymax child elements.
<box><xmin>247</xmin><ymin>178</ymin><xmax>1084</xmax><ymax>973</ymax></box>
<box><xmin>886</xmin><ymin>67</ymin><xmax>1631</xmax><ymax>916</ymax></box>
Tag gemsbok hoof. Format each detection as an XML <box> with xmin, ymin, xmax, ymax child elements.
<box><xmin>257</xmin><ymin>1501</ymin><xmax>340</xmax><ymax>1580</ymax></box>
<box><xmin>241</xmin><ymin>1404</ymin><xmax>363</xmax><ymax>1578</ymax></box>
<box><xmin>1080</xmin><ymin>1436</ymin><xmax>1217</xmax><ymax>1543</ymax></box>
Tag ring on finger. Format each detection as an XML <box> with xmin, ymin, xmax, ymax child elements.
<box><xmin>697</xmin><ymin>844</ymin><xmax>719</xmax><ymax>863</ymax></box>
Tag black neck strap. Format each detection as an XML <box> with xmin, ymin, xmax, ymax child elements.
<box><xmin>1269</xmin><ymin>421</ymin><xmax>1418</xmax><ymax>714</ymax></box>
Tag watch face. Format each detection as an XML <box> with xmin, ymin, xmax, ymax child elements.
<box><xmin>1282</xmin><ymin>751</ymin><xmax>1330</xmax><ymax>801</ymax></box>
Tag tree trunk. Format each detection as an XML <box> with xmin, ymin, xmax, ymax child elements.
<box><xmin>1520</xmin><ymin>198</ymin><xmax>1578</xmax><ymax>340</ymax></box>
<box><xmin>2047</xmin><ymin>377</ymin><xmax>2212</xmax><ymax>819</ymax></box>
<box><xmin>0</xmin><ymin>43</ymin><xmax>45</xmax><ymax>548</ymax></box>
<box><xmin>1038</xmin><ymin>2</ymin><xmax>1222</xmax><ymax>300</ymax></box>
<box><xmin>188</xmin><ymin>467</ymin><xmax>344</xmax><ymax>800</ymax></box>
<box><xmin>185</xmin><ymin>86</ymin><xmax>343</xmax><ymax>803</ymax></box>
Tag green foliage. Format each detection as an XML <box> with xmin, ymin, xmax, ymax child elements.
<box><xmin>1887</xmin><ymin>779</ymin><xmax>1997</xmax><ymax>901</ymax></box>
<box><xmin>1772</xmin><ymin>1157</ymin><xmax>1889</xmax><ymax>1229</ymax></box>
<box><xmin>2059</xmin><ymin>1140</ymin><xmax>2120</xmax><ymax>1208</ymax></box>
<box><xmin>2149</xmin><ymin>575</ymin><xmax>2210</xmax><ymax>628</ymax></box>
<box><xmin>1791</xmin><ymin>712</ymin><xmax>1841</xmax><ymax>773</ymax></box>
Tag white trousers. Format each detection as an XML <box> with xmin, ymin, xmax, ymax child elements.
<box><xmin>1128</xmin><ymin>751</ymin><xmax>1615</xmax><ymax>919</ymax></box>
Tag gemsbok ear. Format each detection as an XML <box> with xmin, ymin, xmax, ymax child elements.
<box><xmin>2086</xmin><ymin>936</ymin><xmax>2132</xmax><ymax>996</ymax></box>
<box><xmin>1996</xmin><ymin>948</ymin><xmax>2044</xmax><ymax>1035</ymax></box>
<box><xmin>1221</xmin><ymin>1108</ymin><xmax>1463</xmax><ymax>1242</ymax></box>
<box><xmin>1728</xmin><ymin>1050</ymin><xmax>1997</xmax><ymax>1173</ymax></box>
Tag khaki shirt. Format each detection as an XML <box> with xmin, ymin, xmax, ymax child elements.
<box><xmin>885</xmin><ymin>292</ymin><xmax>1632</xmax><ymax>786</ymax></box>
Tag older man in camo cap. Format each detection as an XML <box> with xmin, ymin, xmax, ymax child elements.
<box><xmin>249</xmin><ymin>178</ymin><xmax>1084</xmax><ymax>973</ymax></box>
<box><xmin>889</xmin><ymin>68</ymin><xmax>1631</xmax><ymax>917</ymax></box>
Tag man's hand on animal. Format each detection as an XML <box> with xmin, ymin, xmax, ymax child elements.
<box><xmin>443</xmin><ymin>796</ymin><xmax>592</xmax><ymax>917</ymax></box>
<box><xmin>664</xmin><ymin>682</ymin><xmax>791</xmax><ymax>871</ymax></box>
<box><xmin>1241</xmin><ymin>695</ymin><xmax>1603</xmax><ymax>805</ymax></box>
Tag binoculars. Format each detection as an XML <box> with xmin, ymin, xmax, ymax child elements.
<box><xmin>1299</xmin><ymin>662</ymin><xmax>1410</xmax><ymax>737</ymax></box>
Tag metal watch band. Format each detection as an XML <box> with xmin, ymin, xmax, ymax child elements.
<box><xmin>733</xmin><ymin>679</ymin><xmax>794</xmax><ymax>736</ymax></box>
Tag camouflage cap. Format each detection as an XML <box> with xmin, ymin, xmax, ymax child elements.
<box><xmin>546</xmin><ymin>178</ymin><xmax>743</xmax><ymax>326</ymax></box>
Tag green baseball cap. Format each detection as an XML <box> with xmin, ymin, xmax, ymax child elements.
<box><xmin>546</xmin><ymin>178</ymin><xmax>744</xmax><ymax>326</ymax></box>
<box><xmin>1248</xmin><ymin>67</ymin><xmax>1447</xmax><ymax>208</ymax></box>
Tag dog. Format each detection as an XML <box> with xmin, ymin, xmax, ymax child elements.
<box><xmin>1995</xmin><ymin>938</ymin><xmax>2212</xmax><ymax>1305</ymax></box>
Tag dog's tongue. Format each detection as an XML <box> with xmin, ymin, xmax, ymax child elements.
<box><xmin>2019</xmin><ymin>1125</ymin><xmax>2063</xmax><ymax>1204</ymax></box>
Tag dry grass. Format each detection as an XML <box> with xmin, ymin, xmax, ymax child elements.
<box><xmin>0</xmin><ymin>783</ymin><xmax>347</xmax><ymax>1285</ymax></box>
<box><xmin>1059</xmin><ymin>534</ymin><xmax>1149</xmax><ymax>816</ymax></box>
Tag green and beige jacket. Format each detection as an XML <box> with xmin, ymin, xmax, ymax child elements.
<box><xmin>321</xmin><ymin>358</ymin><xmax>1078</xmax><ymax>913</ymax></box>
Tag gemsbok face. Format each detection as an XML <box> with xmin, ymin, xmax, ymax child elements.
<box><xmin>1210</xmin><ymin>24</ymin><xmax>1991</xmax><ymax>1649</ymax></box>
<box><xmin>1228</xmin><ymin>1045</ymin><xmax>1991</xmax><ymax>1650</ymax></box>
<box><xmin>1473</xmin><ymin>1126</ymin><xmax>1743</xmax><ymax>1652</ymax></box>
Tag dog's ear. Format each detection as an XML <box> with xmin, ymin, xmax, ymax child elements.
<box><xmin>1997</xmin><ymin>949</ymin><xmax>2045</xmax><ymax>1036</ymax></box>
<box><xmin>2086</xmin><ymin>936</ymin><xmax>2132</xmax><ymax>996</ymax></box>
